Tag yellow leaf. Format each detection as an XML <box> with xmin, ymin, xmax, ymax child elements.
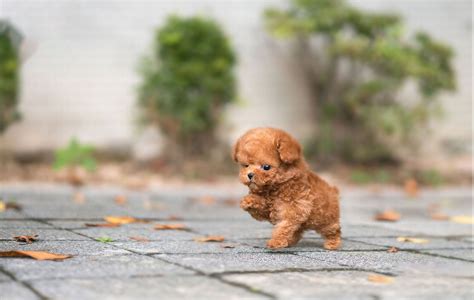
<box><xmin>0</xmin><ymin>201</ymin><xmax>5</xmax><ymax>212</ymax></box>
<box><xmin>0</xmin><ymin>250</ymin><xmax>72</xmax><ymax>261</ymax></box>
<box><xmin>104</xmin><ymin>216</ymin><xmax>137</xmax><ymax>225</ymax></box>
<box><xmin>397</xmin><ymin>237</ymin><xmax>429</xmax><ymax>244</ymax></box>
<box><xmin>368</xmin><ymin>274</ymin><xmax>394</xmax><ymax>284</ymax></box>
<box><xmin>450</xmin><ymin>215</ymin><xmax>474</xmax><ymax>224</ymax></box>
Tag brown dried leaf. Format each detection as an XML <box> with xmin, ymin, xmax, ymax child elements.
<box><xmin>397</xmin><ymin>237</ymin><xmax>429</xmax><ymax>244</ymax></box>
<box><xmin>368</xmin><ymin>274</ymin><xmax>394</xmax><ymax>284</ymax></box>
<box><xmin>0</xmin><ymin>250</ymin><xmax>72</xmax><ymax>261</ymax></box>
<box><xmin>104</xmin><ymin>216</ymin><xmax>137</xmax><ymax>225</ymax></box>
<box><xmin>197</xmin><ymin>196</ymin><xmax>216</xmax><ymax>206</ymax></box>
<box><xmin>194</xmin><ymin>235</ymin><xmax>225</xmax><ymax>243</ymax></box>
<box><xmin>387</xmin><ymin>247</ymin><xmax>398</xmax><ymax>253</ymax></box>
<box><xmin>220</xmin><ymin>243</ymin><xmax>236</xmax><ymax>249</ymax></box>
<box><xmin>154</xmin><ymin>223</ymin><xmax>188</xmax><ymax>231</ymax></box>
<box><xmin>167</xmin><ymin>215</ymin><xmax>183</xmax><ymax>221</ymax></box>
<box><xmin>223</xmin><ymin>198</ymin><xmax>239</xmax><ymax>206</ymax></box>
<box><xmin>85</xmin><ymin>223</ymin><xmax>120</xmax><ymax>228</ymax></box>
<box><xmin>129</xmin><ymin>236</ymin><xmax>150</xmax><ymax>242</ymax></box>
<box><xmin>404</xmin><ymin>179</ymin><xmax>419</xmax><ymax>198</ymax></box>
<box><xmin>13</xmin><ymin>235</ymin><xmax>38</xmax><ymax>244</ymax></box>
<box><xmin>114</xmin><ymin>195</ymin><xmax>127</xmax><ymax>206</ymax></box>
<box><xmin>374</xmin><ymin>210</ymin><xmax>400</xmax><ymax>222</ymax></box>
<box><xmin>430</xmin><ymin>212</ymin><xmax>449</xmax><ymax>221</ymax></box>
<box><xmin>0</xmin><ymin>201</ymin><xmax>22</xmax><ymax>212</ymax></box>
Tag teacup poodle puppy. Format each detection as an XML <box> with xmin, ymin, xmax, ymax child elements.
<box><xmin>232</xmin><ymin>127</ymin><xmax>341</xmax><ymax>250</ymax></box>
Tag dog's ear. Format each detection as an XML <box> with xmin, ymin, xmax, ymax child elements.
<box><xmin>231</xmin><ymin>138</ymin><xmax>240</xmax><ymax>162</ymax></box>
<box><xmin>276</xmin><ymin>132</ymin><xmax>301</xmax><ymax>164</ymax></box>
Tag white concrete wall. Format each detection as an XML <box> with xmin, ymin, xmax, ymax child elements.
<box><xmin>0</xmin><ymin>0</ymin><xmax>471</xmax><ymax>160</ymax></box>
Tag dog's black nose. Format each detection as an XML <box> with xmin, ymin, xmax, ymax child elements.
<box><xmin>247</xmin><ymin>173</ymin><xmax>254</xmax><ymax>180</ymax></box>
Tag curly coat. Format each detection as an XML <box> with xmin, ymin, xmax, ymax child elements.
<box><xmin>232</xmin><ymin>127</ymin><xmax>341</xmax><ymax>249</ymax></box>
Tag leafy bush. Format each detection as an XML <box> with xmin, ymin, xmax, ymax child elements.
<box><xmin>53</xmin><ymin>138</ymin><xmax>96</xmax><ymax>172</ymax></box>
<box><xmin>265</xmin><ymin>0</ymin><xmax>455</xmax><ymax>164</ymax></box>
<box><xmin>0</xmin><ymin>21</ymin><xmax>20</xmax><ymax>133</ymax></box>
<box><xmin>138</xmin><ymin>16</ymin><xmax>236</xmax><ymax>158</ymax></box>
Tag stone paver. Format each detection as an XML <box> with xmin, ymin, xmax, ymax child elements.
<box><xmin>0</xmin><ymin>282</ymin><xmax>40</xmax><ymax>300</ymax></box>
<box><xmin>224</xmin><ymin>271</ymin><xmax>474</xmax><ymax>300</ymax></box>
<box><xmin>0</xmin><ymin>185</ymin><xmax>472</xmax><ymax>299</ymax></box>
<box><xmin>30</xmin><ymin>276</ymin><xmax>266</xmax><ymax>300</ymax></box>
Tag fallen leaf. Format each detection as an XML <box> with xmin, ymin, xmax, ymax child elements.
<box><xmin>85</xmin><ymin>223</ymin><xmax>120</xmax><ymax>228</ymax></box>
<box><xmin>154</xmin><ymin>224</ymin><xmax>188</xmax><ymax>231</ymax></box>
<box><xmin>397</xmin><ymin>237</ymin><xmax>429</xmax><ymax>244</ymax></box>
<box><xmin>450</xmin><ymin>215</ymin><xmax>474</xmax><ymax>224</ymax></box>
<box><xmin>129</xmin><ymin>236</ymin><xmax>150</xmax><ymax>242</ymax></box>
<box><xmin>0</xmin><ymin>201</ymin><xmax>22</xmax><ymax>212</ymax></box>
<box><xmin>404</xmin><ymin>179</ymin><xmax>419</xmax><ymax>197</ymax></box>
<box><xmin>220</xmin><ymin>244</ymin><xmax>236</xmax><ymax>249</ymax></box>
<box><xmin>167</xmin><ymin>215</ymin><xmax>183</xmax><ymax>221</ymax></box>
<box><xmin>194</xmin><ymin>235</ymin><xmax>225</xmax><ymax>243</ymax></box>
<box><xmin>13</xmin><ymin>235</ymin><xmax>38</xmax><ymax>244</ymax></box>
<box><xmin>223</xmin><ymin>198</ymin><xmax>239</xmax><ymax>206</ymax></box>
<box><xmin>368</xmin><ymin>274</ymin><xmax>394</xmax><ymax>284</ymax></box>
<box><xmin>430</xmin><ymin>212</ymin><xmax>449</xmax><ymax>221</ymax></box>
<box><xmin>96</xmin><ymin>237</ymin><xmax>114</xmax><ymax>243</ymax></box>
<box><xmin>114</xmin><ymin>195</ymin><xmax>127</xmax><ymax>206</ymax></box>
<box><xmin>0</xmin><ymin>251</ymin><xmax>72</xmax><ymax>261</ymax></box>
<box><xmin>387</xmin><ymin>247</ymin><xmax>398</xmax><ymax>253</ymax></box>
<box><xmin>6</xmin><ymin>202</ymin><xmax>22</xmax><ymax>211</ymax></box>
<box><xmin>73</xmin><ymin>192</ymin><xmax>86</xmax><ymax>204</ymax></box>
<box><xmin>196</xmin><ymin>196</ymin><xmax>216</xmax><ymax>205</ymax></box>
<box><xmin>374</xmin><ymin>210</ymin><xmax>400</xmax><ymax>222</ymax></box>
<box><xmin>104</xmin><ymin>216</ymin><xmax>137</xmax><ymax>225</ymax></box>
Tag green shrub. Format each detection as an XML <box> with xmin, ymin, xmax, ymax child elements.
<box><xmin>265</xmin><ymin>0</ymin><xmax>455</xmax><ymax>164</ymax></box>
<box><xmin>0</xmin><ymin>21</ymin><xmax>20</xmax><ymax>133</ymax></box>
<box><xmin>138</xmin><ymin>16</ymin><xmax>236</xmax><ymax>158</ymax></box>
<box><xmin>53</xmin><ymin>138</ymin><xmax>96</xmax><ymax>172</ymax></box>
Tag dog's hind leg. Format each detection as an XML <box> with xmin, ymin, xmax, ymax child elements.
<box><xmin>318</xmin><ymin>223</ymin><xmax>341</xmax><ymax>250</ymax></box>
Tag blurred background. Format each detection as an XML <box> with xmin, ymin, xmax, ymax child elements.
<box><xmin>0</xmin><ymin>0</ymin><xmax>471</xmax><ymax>188</ymax></box>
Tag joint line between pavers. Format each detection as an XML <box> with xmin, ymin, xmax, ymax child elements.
<box><xmin>0</xmin><ymin>265</ymin><xmax>49</xmax><ymax>300</ymax></box>
<box><xmin>40</xmin><ymin>218</ymin><xmax>276</xmax><ymax>299</ymax></box>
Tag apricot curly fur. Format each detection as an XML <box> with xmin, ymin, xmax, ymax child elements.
<box><xmin>233</xmin><ymin>127</ymin><xmax>341</xmax><ymax>250</ymax></box>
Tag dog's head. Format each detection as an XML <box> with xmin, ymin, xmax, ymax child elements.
<box><xmin>232</xmin><ymin>127</ymin><xmax>305</xmax><ymax>192</ymax></box>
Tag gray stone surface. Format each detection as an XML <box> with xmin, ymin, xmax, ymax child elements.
<box><xmin>156</xmin><ymin>252</ymin><xmax>346</xmax><ymax>274</ymax></box>
<box><xmin>0</xmin><ymin>241</ymin><xmax>130</xmax><ymax>256</ymax></box>
<box><xmin>298</xmin><ymin>251</ymin><xmax>474</xmax><ymax>277</ymax></box>
<box><xmin>112</xmin><ymin>240</ymin><xmax>264</xmax><ymax>254</ymax></box>
<box><xmin>0</xmin><ymin>270</ymin><xmax>12</xmax><ymax>282</ymax></box>
<box><xmin>72</xmin><ymin>225</ymin><xmax>199</xmax><ymax>241</ymax></box>
<box><xmin>346</xmin><ymin>236</ymin><xmax>472</xmax><ymax>250</ymax></box>
<box><xmin>240</xmin><ymin>238</ymin><xmax>388</xmax><ymax>252</ymax></box>
<box><xmin>419</xmin><ymin>249</ymin><xmax>474</xmax><ymax>261</ymax></box>
<box><xmin>30</xmin><ymin>276</ymin><xmax>266</xmax><ymax>300</ymax></box>
<box><xmin>224</xmin><ymin>271</ymin><xmax>474</xmax><ymax>300</ymax></box>
<box><xmin>0</xmin><ymin>254</ymin><xmax>193</xmax><ymax>281</ymax></box>
<box><xmin>0</xmin><ymin>184</ymin><xmax>472</xmax><ymax>299</ymax></box>
<box><xmin>0</xmin><ymin>229</ymin><xmax>89</xmax><ymax>241</ymax></box>
<box><xmin>0</xmin><ymin>221</ymin><xmax>53</xmax><ymax>229</ymax></box>
<box><xmin>0</xmin><ymin>282</ymin><xmax>40</xmax><ymax>300</ymax></box>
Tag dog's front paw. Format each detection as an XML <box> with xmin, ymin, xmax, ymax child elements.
<box><xmin>266</xmin><ymin>238</ymin><xmax>289</xmax><ymax>249</ymax></box>
<box><xmin>240</xmin><ymin>195</ymin><xmax>259</xmax><ymax>211</ymax></box>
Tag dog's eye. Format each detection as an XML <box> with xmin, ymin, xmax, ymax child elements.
<box><xmin>261</xmin><ymin>164</ymin><xmax>271</xmax><ymax>171</ymax></box>
<box><xmin>241</xmin><ymin>164</ymin><xmax>249</xmax><ymax>168</ymax></box>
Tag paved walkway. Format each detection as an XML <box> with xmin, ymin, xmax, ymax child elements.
<box><xmin>0</xmin><ymin>184</ymin><xmax>472</xmax><ymax>299</ymax></box>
